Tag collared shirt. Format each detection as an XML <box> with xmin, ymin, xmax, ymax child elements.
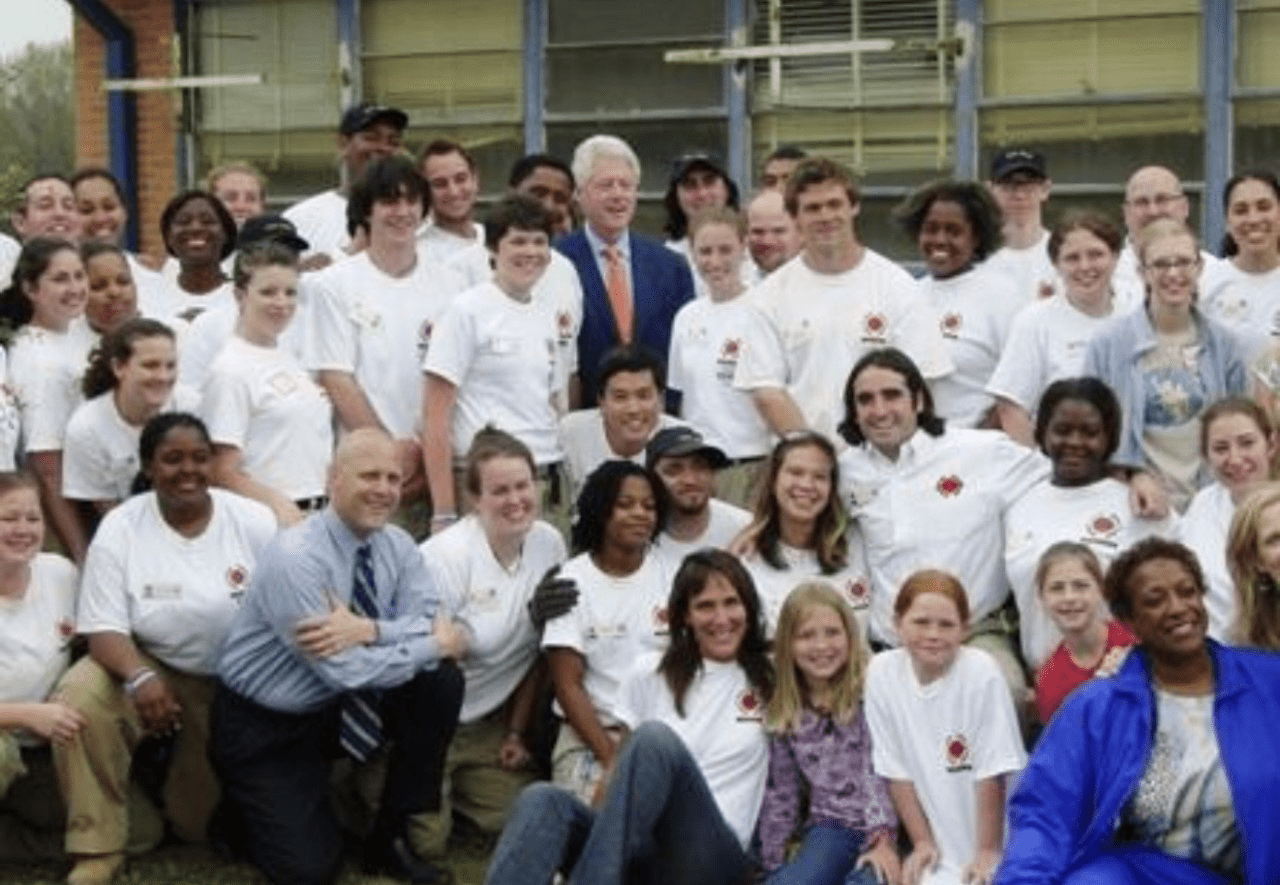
<box><xmin>218</xmin><ymin>507</ymin><xmax>442</xmax><ymax>714</ymax></box>
<box><xmin>583</xmin><ymin>224</ymin><xmax>633</xmax><ymax>304</ymax></box>
<box><xmin>839</xmin><ymin>428</ymin><xmax>1047</xmax><ymax>644</ymax></box>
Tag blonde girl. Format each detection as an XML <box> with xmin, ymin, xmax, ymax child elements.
<box><xmin>758</xmin><ymin>581</ymin><xmax>898</xmax><ymax>884</ymax></box>
<box><xmin>864</xmin><ymin>570</ymin><xmax>1025</xmax><ymax>885</ymax></box>
<box><xmin>1032</xmin><ymin>542</ymin><xmax>1137</xmax><ymax>723</ymax></box>
<box><xmin>1226</xmin><ymin>480</ymin><xmax>1280</xmax><ymax>649</ymax></box>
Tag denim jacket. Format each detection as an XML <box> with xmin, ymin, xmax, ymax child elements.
<box><xmin>1082</xmin><ymin>307</ymin><xmax>1246</xmax><ymax>474</ymax></box>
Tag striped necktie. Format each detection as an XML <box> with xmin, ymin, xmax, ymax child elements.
<box><xmin>339</xmin><ymin>543</ymin><xmax>382</xmax><ymax>762</ymax></box>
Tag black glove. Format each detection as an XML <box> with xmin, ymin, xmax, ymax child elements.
<box><xmin>528</xmin><ymin>564</ymin><xmax>579</xmax><ymax>629</ymax></box>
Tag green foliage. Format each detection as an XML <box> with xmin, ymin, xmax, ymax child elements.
<box><xmin>0</xmin><ymin>41</ymin><xmax>74</xmax><ymax>229</ymax></box>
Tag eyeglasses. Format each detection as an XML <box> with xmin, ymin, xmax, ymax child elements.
<box><xmin>1144</xmin><ymin>256</ymin><xmax>1200</xmax><ymax>273</ymax></box>
<box><xmin>1125</xmin><ymin>192</ymin><xmax>1185</xmax><ymax>211</ymax></box>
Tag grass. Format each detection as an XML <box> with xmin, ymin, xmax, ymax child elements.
<box><xmin>0</xmin><ymin>840</ymin><xmax>492</xmax><ymax>884</ymax></box>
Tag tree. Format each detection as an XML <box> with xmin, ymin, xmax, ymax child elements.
<box><xmin>0</xmin><ymin>42</ymin><xmax>74</xmax><ymax>228</ymax></box>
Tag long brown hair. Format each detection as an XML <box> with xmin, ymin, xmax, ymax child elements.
<box><xmin>745</xmin><ymin>432</ymin><xmax>848</xmax><ymax>574</ymax></box>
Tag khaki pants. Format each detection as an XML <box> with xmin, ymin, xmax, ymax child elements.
<box><xmin>715</xmin><ymin>459</ymin><xmax>765</xmax><ymax>512</ymax></box>
<box><xmin>52</xmin><ymin>655</ymin><xmax>215</xmax><ymax>855</ymax></box>
<box><xmin>407</xmin><ymin>711</ymin><xmax>536</xmax><ymax>860</ymax></box>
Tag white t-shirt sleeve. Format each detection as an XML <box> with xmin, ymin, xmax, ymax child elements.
<box><xmin>985</xmin><ymin>304</ymin><xmax>1045</xmax><ymax>410</ymax></box>
<box><xmin>201</xmin><ymin>362</ymin><xmax>254</xmax><ymax>449</ymax></box>
<box><xmin>61</xmin><ymin>410</ymin><xmax>112</xmax><ymax>500</ymax></box>
<box><xmin>864</xmin><ymin>654</ymin><xmax>913</xmax><ymax>780</ymax></box>
<box><xmin>541</xmin><ymin>599</ymin><xmax>586</xmax><ymax>654</ymax></box>
<box><xmin>75</xmin><ymin>515</ymin><xmax>132</xmax><ymax>636</ymax></box>
<box><xmin>968</xmin><ymin>652</ymin><xmax>1027</xmax><ymax>779</ymax></box>
<box><xmin>303</xmin><ymin>272</ymin><xmax>356</xmax><ymax>372</ymax></box>
<box><xmin>733</xmin><ymin>298</ymin><xmax>789</xmax><ymax>391</ymax></box>
<box><xmin>421</xmin><ymin>299</ymin><xmax>476</xmax><ymax>385</ymax></box>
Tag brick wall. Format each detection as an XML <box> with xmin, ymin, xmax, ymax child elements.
<box><xmin>73</xmin><ymin>0</ymin><xmax>178</xmax><ymax>261</ymax></box>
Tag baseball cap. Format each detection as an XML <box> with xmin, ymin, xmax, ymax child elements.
<box><xmin>236</xmin><ymin>214</ymin><xmax>310</xmax><ymax>253</ymax></box>
<box><xmin>669</xmin><ymin>151</ymin><xmax>730</xmax><ymax>186</ymax></box>
<box><xmin>339</xmin><ymin>102</ymin><xmax>408</xmax><ymax>137</ymax></box>
<box><xmin>645</xmin><ymin>426</ymin><xmax>729</xmax><ymax>470</ymax></box>
<box><xmin>990</xmin><ymin>148</ymin><xmax>1047</xmax><ymax>182</ymax></box>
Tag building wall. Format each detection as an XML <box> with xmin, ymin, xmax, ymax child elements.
<box><xmin>74</xmin><ymin>0</ymin><xmax>178</xmax><ymax>260</ymax></box>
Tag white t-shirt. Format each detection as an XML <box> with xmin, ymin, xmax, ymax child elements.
<box><xmin>1199</xmin><ymin>260</ymin><xmax>1280</xmax><ymax>364</ymax></box>
<box><xmin>62</xmin><ymin>385</ymin><xmax>201</xmax><ymax>501</ymax></box>
<box><xmin>0</xmin><ymin>554</ymin><xmax>78</xmax><ymax>711</ymax></box>
<box><xmin>668</xmin><ymin>294</ymin><xmax>772</xmax><ymax>459</ymax></box>
<box><xmin>617</xmin><ymin>652</ymin><xmax>768</xmax><ymax>848</ymax></box>
<box><xmin>303</xmin><ymin>250</ymin><xmax>465</xmax><ymax>438</ymax></box>
<box><xmin>541</xmin><ymin>552</ymin><xmax>671</xmax><ymax>726</ymax></box>
<box><xmin>76</xmin><ymin>488</ymin><xmax>278</xmax><ymax>675</ymax></box>
<box><xmin>417</xmin><ymin>220</ymin><xmax>483</xmax><ymax>267</ymax></box>
<box><xmin>421</xmin><ymin>516</ymin><xmax>567</xmax><ymax>723</ymax></box>
<box><xmin>0</xmin><ymin>348</ymin><xmax>23</xmax><ymax>471</ymax></box>
<box><xmin>734</xmin><ymin>251</ymin><xmax>953</xmax><ymax>441</ymax></box>
<box><xmin>424</xmin><ymin>280</ymin><xmax>565</xmax><ymax>466</ymax></box>
<box><xmin>865</xmin><ymin>647</ymin><xmax>1026</xmax><ymax>885</ymax></box>
<box><xmin>919</xmin><ymin>264</ymin><xmax>1021</xmax><ymax>427</ymax></box>
<box><xmin>558</xmin><ymin>410</ymin><xmax>685</xmax><ymax>499</ymax></box>
<box><xmin>986</xmin><ymin>292</ymin><xmax>1137</xmax><ymax>416</ymax></box>
<box><xmin>202</xmin><ymin>336</ymin><xmax>334</xmax><ymax>500</ymax></box>
<box><xmin>178</xmin><ymin>291</ymin><xmax>309</xmax><ymax>390</ymax></box>
<box><xmin>148</xmin><ymin>279</ymin><xmax>236</xmax><ymax>327</ymax></box>
<box><xmin>1004</xmin><ymin>478</ymin><xmax>1173</xmax><ymax>669</ymax></box>
<box><xmin>650</xmin><ymin>498</ymin><xmax>752</xmax><ymax>577</ymax></box>
<box><xmin>839</xmin><ymin>429</ymin><xmax>1048</xmax><ymax>644</ymax></box>
<box><xmin>1175</xmin><ymin>482</ymin><xmax>1236</xmax><ymax>642</ymax></box>
<box><xmin>7</xmin><ymin>317</ymin><xmax>97</xmax><ymax>453</ymax></box>
<box><xmin>741</xmin><ymin>533</ymin><xmax>872</xmax><ymax>640</ymax></box>
<box><xmin>127</xmin><ymin>254</ymin><xmax>179</xmax><ymax>324</ymax></box>
<box><xmin>984</xmin><ymin>231</ymin><xmax>1056</xmax><ymax>305</ymax></box>
<box><xmin>447</xmin><ymin>245</ymin><xmax>583</xmax><ymax>383</ymax></box>
<box><xmin>283</xmin><ymin>189</ymin><xmax>350</xmax><ymax>258</ymax></box>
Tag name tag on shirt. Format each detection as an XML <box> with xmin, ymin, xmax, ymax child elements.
<box><xmin>142</xmin><ymin>583</ymin><xmax>182</xmax><ymax>601</ymax></box>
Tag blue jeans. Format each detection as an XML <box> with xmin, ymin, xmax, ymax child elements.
<box><xmin>484</xmin><ymin>721</ymin><xmax>751</xmax><ymax>885</ymax></box>
<box><xmin>765</xmin><ymin>822</ymin><xmax>883</xmax><ymax>885</ymax></box>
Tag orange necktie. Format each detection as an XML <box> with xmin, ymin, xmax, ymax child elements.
<box><xmin>603</xmin><ymin>244</ymin><xmax>632</xmax><ymax>343</ymax></box>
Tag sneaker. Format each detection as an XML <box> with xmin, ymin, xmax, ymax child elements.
<box><xmin>363</xmin><ymin>835</ymin><xmax>453</xmax><ymax>884</ymax></box>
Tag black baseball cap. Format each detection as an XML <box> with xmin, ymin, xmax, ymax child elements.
<box><xmin>339</xmin><ymin>102</ymin><xmax>408</xmax><ymax>137</ymax></box>
<box><xmin>645</xmin><ymin>426</ymin><xmax>729</xmax><ymax>470</ymax></box>
<box><xmin>990</xmin><ymin>148</ymin><xmax>1047</xmax><ymax>182</ymax></box>
<box><xmin>669</xmin><ymin>152</ymin><xmax>730</xmax><ymax>186</ymax></box>
<box><xmin>236</xmin><ymin>214</ymin><xmax>309</xmax><ymax>253</ymax></box>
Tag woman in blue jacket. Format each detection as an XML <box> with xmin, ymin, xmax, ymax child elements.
<box><xmin>996</xmin><ymin>536</ymin><xmax>1280</xmax><ymax>885</ymax></box>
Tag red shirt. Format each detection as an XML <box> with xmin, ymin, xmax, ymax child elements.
<box><xmin>1035</xmin><ymin>620</ymin><xmax>1138</xmax><ymax>723</ymax></box>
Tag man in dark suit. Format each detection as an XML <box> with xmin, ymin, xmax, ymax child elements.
<box><xmin>556</xmin><ymin>135</ymin><xmax>695</xmax><ymax>409</ymax></box>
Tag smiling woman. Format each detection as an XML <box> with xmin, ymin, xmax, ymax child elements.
<box><xmin>421</xmin><ymin>194</ymin><xmax>567</xmax><ymax>534</ymax></box>
<box><xmin>894</xmin><ymin>180</ymin><xmax>1021</xmax><ymax>428</ymax></box>
<box><xmin>153</xmin><ymin>191</ymin><xmax>237</xmax><ymax>324</ymax></box>
<box><xmin>1000</xmin><ymin>537</ymin><xmax>1280</xmax><ymax>885</ymax></box>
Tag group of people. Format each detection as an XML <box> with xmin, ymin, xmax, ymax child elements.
<box><xmin>0</xmin><ymin>93</ymin><xmax>1277</xmax><ymax>885</ymax></box>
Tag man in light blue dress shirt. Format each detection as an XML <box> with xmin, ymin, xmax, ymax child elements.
<box><xmin>212</xmin><ymin>429</ymin><xmax>466</xmax><ymax>885</ymax></box>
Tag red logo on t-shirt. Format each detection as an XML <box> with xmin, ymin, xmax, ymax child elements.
<box><xmin>226</xmin><ymin>565</ymin><xmax>249</xmax><ymax>589</ymax></box>
<box><xmin>936</xmin><ymin>475</ymin><xmax>963</xmax><ymax>497</ymax></box>
<box><xmin>737</xmin><ymin>689</ymin><xmax>763</xmax><ymax>721</ymax></box>
<box><xmin>556</xmin><ymin>310</ymin><xmax>574</xmax><ymax>339</ymax></box>
<box><xmin>652</xmin><ymin>606</ymin><xmax>669</xmax><ymax>633</ymax></box>
<box><xmin>57</xmin><ymin>617</ymin><xmax>74</xmax><ymax>640</ymax></box>
<box><xmin>944</xmin><ymin>732</ymin><xmax>972</xmax><ymax>771</ymax></box>
<box><xmin>845</xmin><ymin>578</ymin><xmax>870</xmax><ymax>609</ymax></box>
<box><xmin>862</xmin><ymin>313</ymin><xmax>888</xmax><ymax>342</ymax></box>
<box><xmin>720</xmin><ymin>338</ymin><xmax>742</xmax><ymax>361</ymax></box>
<box><xmin>1088</xmin><ymin>513</ymin><xmax>1119</xmax><ymax>538</ymax></box>
<box><xmin>940</xmin><ymin>312</ymin><xmax>962</xmax><ymax>337</ymax></box>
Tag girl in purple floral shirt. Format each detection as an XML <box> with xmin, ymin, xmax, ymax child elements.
<box><xmin>760</xmin><ymin>581</ymin><xmax>899</xmax><ymax>884</ymax></box>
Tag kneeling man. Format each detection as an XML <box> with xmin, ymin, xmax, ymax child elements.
<box><xmin>212</xmin><ymin>428</ymin><xmax>466</xmax><ymax>885</ymax></box>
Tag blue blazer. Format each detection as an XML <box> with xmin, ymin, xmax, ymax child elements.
<box><xmin>556</xmin><ymin>228</ymin><xmax>695</xmax><ymax>408</ymax></box>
